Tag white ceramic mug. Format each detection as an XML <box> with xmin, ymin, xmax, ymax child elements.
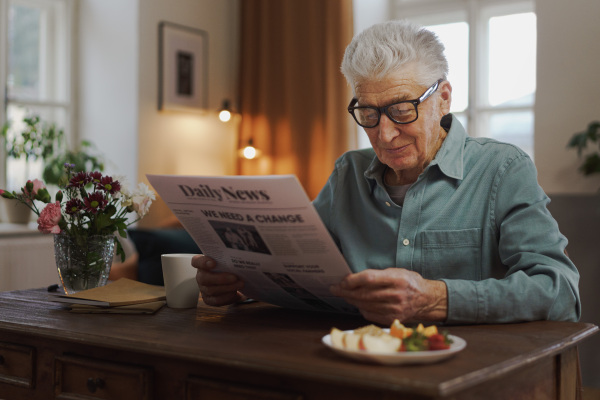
<box><xmin>161</xmin><ymin>253</ymin><xmax>200</xmax><ymax>308</ymax></box>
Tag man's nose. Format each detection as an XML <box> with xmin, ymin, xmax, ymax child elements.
<box><xmin>378</xmin><ymin>113</ymin><xmax>399</xmax><ymax>142</ymax></box>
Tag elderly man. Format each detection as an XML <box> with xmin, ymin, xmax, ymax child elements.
<box><xmin>193</xmin><ymin>20</ymin><xmax>580</xmax><ymax>325</ymax></box>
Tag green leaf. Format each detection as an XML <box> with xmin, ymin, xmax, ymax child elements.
<box><xmin>580</xmin><ymin>154</ymin><xmax>600</xmax><ymax>175</ymax></box>
<box><xmin>567</xmin><ymin>121</ymin><xmax>600</xmax><ymax>177</ymax></box>
<box><xmin>566</xmin><ymin>132</ymin><xmax>589</xmax><ymax>156</ymax></box>
<box><xmin>103</xmin><ymin>204</ymin><xmax>117</xmax><ymax>218</ymax></box>
<box><xmin>586</xmin><ymin>121</ymin><xmax>600</xmax><ymax>142</ymax></box>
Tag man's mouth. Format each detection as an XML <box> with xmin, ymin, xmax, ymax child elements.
<box><xmin>384</xmin><ymin>144</ymin><xmax>411</xmax><ymax>154</ymax></box>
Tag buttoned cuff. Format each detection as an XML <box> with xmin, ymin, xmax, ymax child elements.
<box><xmin>442</xmin><ymin>279</ymin><xmax>484</xmax><ymax>324</ymax></box>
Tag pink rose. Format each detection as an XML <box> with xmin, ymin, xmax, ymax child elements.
<box><xmin>37</xmin><ymin>202</ymin><xmax>62</xmax><ymax>234</ymax></box>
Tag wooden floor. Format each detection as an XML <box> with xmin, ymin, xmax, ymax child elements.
<box><xmin>583</xmin><ymin>387</ymin><xmax>600</xmax><ymax>400</ymax></box>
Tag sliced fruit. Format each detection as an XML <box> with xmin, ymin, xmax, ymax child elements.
<box><xmin>390</xmin><ymin>319</ymin><xmax>413</xmax><ymax>339</ymax></box>
<box><xmin>354</xmin><ymin>324</ymin><xmax>385</xmax><ymax>336</ymax></box>
<box><xmin>345</xmin><ymin>332</ymin><xmax>362</xmax><ymax>350</ymax></box>
<box><xmin>330</xmin><ymin>328</ymin><xmax>345</xmax><ymax>349</ymax></box>
<box><xmin>361</xmin><ymin>333</ymin><xmax>402</xmax><ymax>353</ymax></box>
<box><xmin>427</xmin><ymin>333</ymin><xmax>451</xmax><ymax>350</ymax></box>
<box><xmin>422</xmin><ymin>325</ymin><xmax>438</xmax><ymax>337</ymax></box>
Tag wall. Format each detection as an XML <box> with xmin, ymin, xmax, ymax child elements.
<box><xmin>137</xmin><ymin>0</ymin><xmax>239</xmax><ymax>226</ymax></box>
<box><xmin>352</xmin><ymin>0</ymin><xmax>391</xmax><ymax>37</ymax></box>
<box><xmin>534</xmin><ymin>0</ymin><xmax>600</xmax><ymax>194</ymax></box>
<box><xmin>78</xmin><ymin>0</ymin><xmax>240</xmax><ymax>227</ymax></box>
<box><xmin>78</xmin><ymin>0</ymin><xmax>139</xmax><ymax>187</ymax></box>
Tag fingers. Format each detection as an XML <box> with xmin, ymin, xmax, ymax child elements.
<box><xmin>330</xmin><ymin>268</ymin><xmax>448</xmax><ymax>323</ymax></box>
<box><xmin>192</xmin><ymin>255</ymin><xmax>245</xmax><ymax>307</ymax></box>
<box><xmin>330</xmin><ymin>270</ymin><xmax>394</xmax><ymax>298</ymax></box>
<box><xmin>196</xmin><ymin>268</ymin><xmax>244</xmax><ymax>295</ymax></box>
<box><xmin>335</xmin><ymin>269</ymin><xmax>397</xmax><ymax>290</ymax></box>
<box><xmin>191</xmin><ymin>254</ymin><xmax>217</xmax><ymax>271</ymax></box>
<box><xmin>330</xmin><ymin>268</ymin><xmax>425</xmax><ymax>323</ymax></box>
<box><xmin>331</xmin><ymin>285</ymin><xmax>400</xmax><ymax>304</ymax></box>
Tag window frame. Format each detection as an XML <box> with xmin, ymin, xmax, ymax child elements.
<box><xmin>0</xmin><ymin>0</ymin><xmax>77</xmax><ymax>189</ymax></box>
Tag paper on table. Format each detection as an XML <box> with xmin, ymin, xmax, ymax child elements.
<box><xmin>49</xmin><ymin>278</ymin><xmax>166</xmax><ymax>307</ymax></box>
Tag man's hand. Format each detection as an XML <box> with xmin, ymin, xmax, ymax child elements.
<box><xmin>329</xmin><ymin>268</ymin><xmax>448</xmax><ymax>325</ymax></box>
<box><xmin>192</xmin><ymin>255</ymin><xmax>246</xmax><ymax>306</ymax></box>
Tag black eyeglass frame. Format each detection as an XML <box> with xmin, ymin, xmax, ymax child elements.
<box><xmin>347</xmin><ymin>78</ymin><xmax>444</xmax><ymax>128</ymax></box>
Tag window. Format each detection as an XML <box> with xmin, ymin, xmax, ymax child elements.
<box><xmin>356</xmin><ymin>0</ymin><xmax>536</xmax><ymax>159</ymax></box>
<box><xmin>0</xmin><ymin>0</ymin><xmax>75</xmax><ymax>190</ymax></box>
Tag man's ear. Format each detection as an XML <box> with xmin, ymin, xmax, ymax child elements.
<box><xmin>438</xmin><ymin>80</ymin><xmax>452</xmax><ymax>115</ymax></box>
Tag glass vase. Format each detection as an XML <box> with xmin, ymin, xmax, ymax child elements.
<box><xmin>54</xmin><ymin>233</ymin><xmax>116</xmax><ymax>294</ymax></box>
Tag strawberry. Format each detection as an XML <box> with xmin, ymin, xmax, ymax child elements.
<box><xmin>427</xmin><ymin>333</ymin><xmax>451</xmax><ymax>350</ymax></box>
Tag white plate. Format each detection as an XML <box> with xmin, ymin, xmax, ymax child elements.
<box><xmin>322</xmin><ymin>329</ymin><xmax>466</xmax><ymax>365</ymax></box>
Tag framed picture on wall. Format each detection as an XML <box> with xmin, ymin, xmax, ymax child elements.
<box><xmin>158</xmin><ymin>22</ymin><xmax>208</xmax><ymax>112</ymax></box>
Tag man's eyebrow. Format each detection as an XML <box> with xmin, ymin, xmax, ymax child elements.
<box><xmin>392</xmin><ymin>93</ymin><xmax>411</xmax><ymax>102</ymax></box>
<box><xmin>356</xmin><ymin>93</ymin><xmax>412</xmax><ymax>107</ymax></box>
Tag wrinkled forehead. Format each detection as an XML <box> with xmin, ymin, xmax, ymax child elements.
<box><xmin>354</xmin><ymin>65</ymin><xmax>426</xmax><ymax>103</ymax></box>
<box><xmin>352</xmin><ymin>62</ymin><xmax>427</xmax><ymax>96</ymax></box>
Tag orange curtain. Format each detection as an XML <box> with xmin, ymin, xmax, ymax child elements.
<box><xmin>238</xmin><ymin>0</ymin><xmax>354</xmax><ymax>199</ymax></box>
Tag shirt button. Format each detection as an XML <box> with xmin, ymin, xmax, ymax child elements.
<box><xmin>385</xmin><ymin>201</ymin><xmax>391</xmax><ymax>207</ymax></box>
<box><xmin>403</xmin><ymin>239</ymin><xmax>410</xmax><ymax>246</ymax></box>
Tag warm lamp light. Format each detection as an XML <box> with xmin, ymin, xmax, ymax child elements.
<box><xmin>219</xmin><ymin>110</ymin><xmax>231</xmax><ymax>122</ymax></box>
<box><xmin>242</xmin><ymin>145</ymin><xmax>257</xmax><ymax>159</ymax></box>
<box><xmin>239</xmin><ymin>139</ymin><xmax>261</xmax><ymax>160</ymax></box>
<box><xmin>219</xmin><ymin>99</ymin><xmax>232</xmax><ymax>122</ymax></box>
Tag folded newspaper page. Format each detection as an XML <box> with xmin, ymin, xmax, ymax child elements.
<box><xmin>147</xmin><ymin>174</ymin><xmax>358</xmax><ymax>314</ymax></box>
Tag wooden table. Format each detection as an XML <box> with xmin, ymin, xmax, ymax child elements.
<box><xmin>0</xmin><ymin>288</ymin><xmax>596</xmax><ymax>400</ymax></box>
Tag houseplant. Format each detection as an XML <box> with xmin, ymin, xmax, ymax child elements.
<box><xmin>0</xmin><ymin>164</ymin><xmax>156</xmax><ymax>293</ymax></box>
<box><xmin>1</xmin><ymin>116</ymin><xmax>104</xmax><ymax>223</ymax></box>
<box><xmin>1</xmin><ymin>116</ymin><xmax>58</xmax><ymax>222</ymax></box>
<box><xmin>1</xmin><ymin>115</ymin><xmax>61</xmax><ymax>164</ymax></box>
<box><xmin>1</xmin><ymin>116</ymin><xmax>104</xmax><ymax>187</ymax></box>
<box><xmin>566</xmin><ymin>120</ymin><xmax>600</xmax><ymax>176</ymax></box>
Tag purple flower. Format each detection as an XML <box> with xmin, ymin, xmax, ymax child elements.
<box><xmin>68</xmin><ymin>172</ymin><xmax>91</xmax><ymax>188</ymax></box>
<box><xmin>65</xmin><ymin>199</ymin><xmax>84</xmax><ymax>215</ymax></box>
<box><xmin>98</xmin><ymin>176</ymin><xmax>121</xmax><ymax>195</ymax></box>
<box><xmin>83</xmin><ymin>192</ymin><xmax>108</xmax><ymax>214</ymax></box>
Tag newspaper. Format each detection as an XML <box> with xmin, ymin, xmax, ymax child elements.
<box><xmin>147</xmin><ymin>174</ymin><xmax>357</xmax><ymax>314</ymax></box>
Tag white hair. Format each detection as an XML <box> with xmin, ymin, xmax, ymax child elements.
<box><xmin>341</xmin><ymin>20</ymin><xmax>449</xmax><ymax>92</ymax></box>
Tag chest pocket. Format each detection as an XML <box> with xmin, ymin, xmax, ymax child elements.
<box><xmin>420</xmin><ymin>228</ymin><xmax>482</xmax><ymax>280</ymax></box>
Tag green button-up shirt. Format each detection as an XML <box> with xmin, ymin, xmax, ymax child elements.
<box><xmin>313</xmin><ymin>115</ymin><xmax>580</xmax><ymax>324</ymax></box>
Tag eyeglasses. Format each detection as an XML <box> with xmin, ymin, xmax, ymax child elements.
<box><xmin>347</xmin><ymin>79</ymin><xmax>443</xmax><ymax>128</ymax></box>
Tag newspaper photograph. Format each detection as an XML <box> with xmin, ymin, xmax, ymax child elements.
<box><xmin>147</xmin><ymin>174</ymin><xmax>358</xmax><ymax>314</ymax></box>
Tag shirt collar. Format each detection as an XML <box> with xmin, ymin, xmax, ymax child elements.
<box><xmin>429</xmin><ymin>114</ymin><xmax>465</xmax><ymax>180</ymax></box>
<box><xmin>364</xmin><ymin>113</ymin><xmax>466</xmax><ymax>185</ymax></box>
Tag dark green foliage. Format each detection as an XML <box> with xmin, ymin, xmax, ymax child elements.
<box><xmin>567</xmin><ymin>121</ymin><xmax>600</xmax><ymax>176</ymax></box>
